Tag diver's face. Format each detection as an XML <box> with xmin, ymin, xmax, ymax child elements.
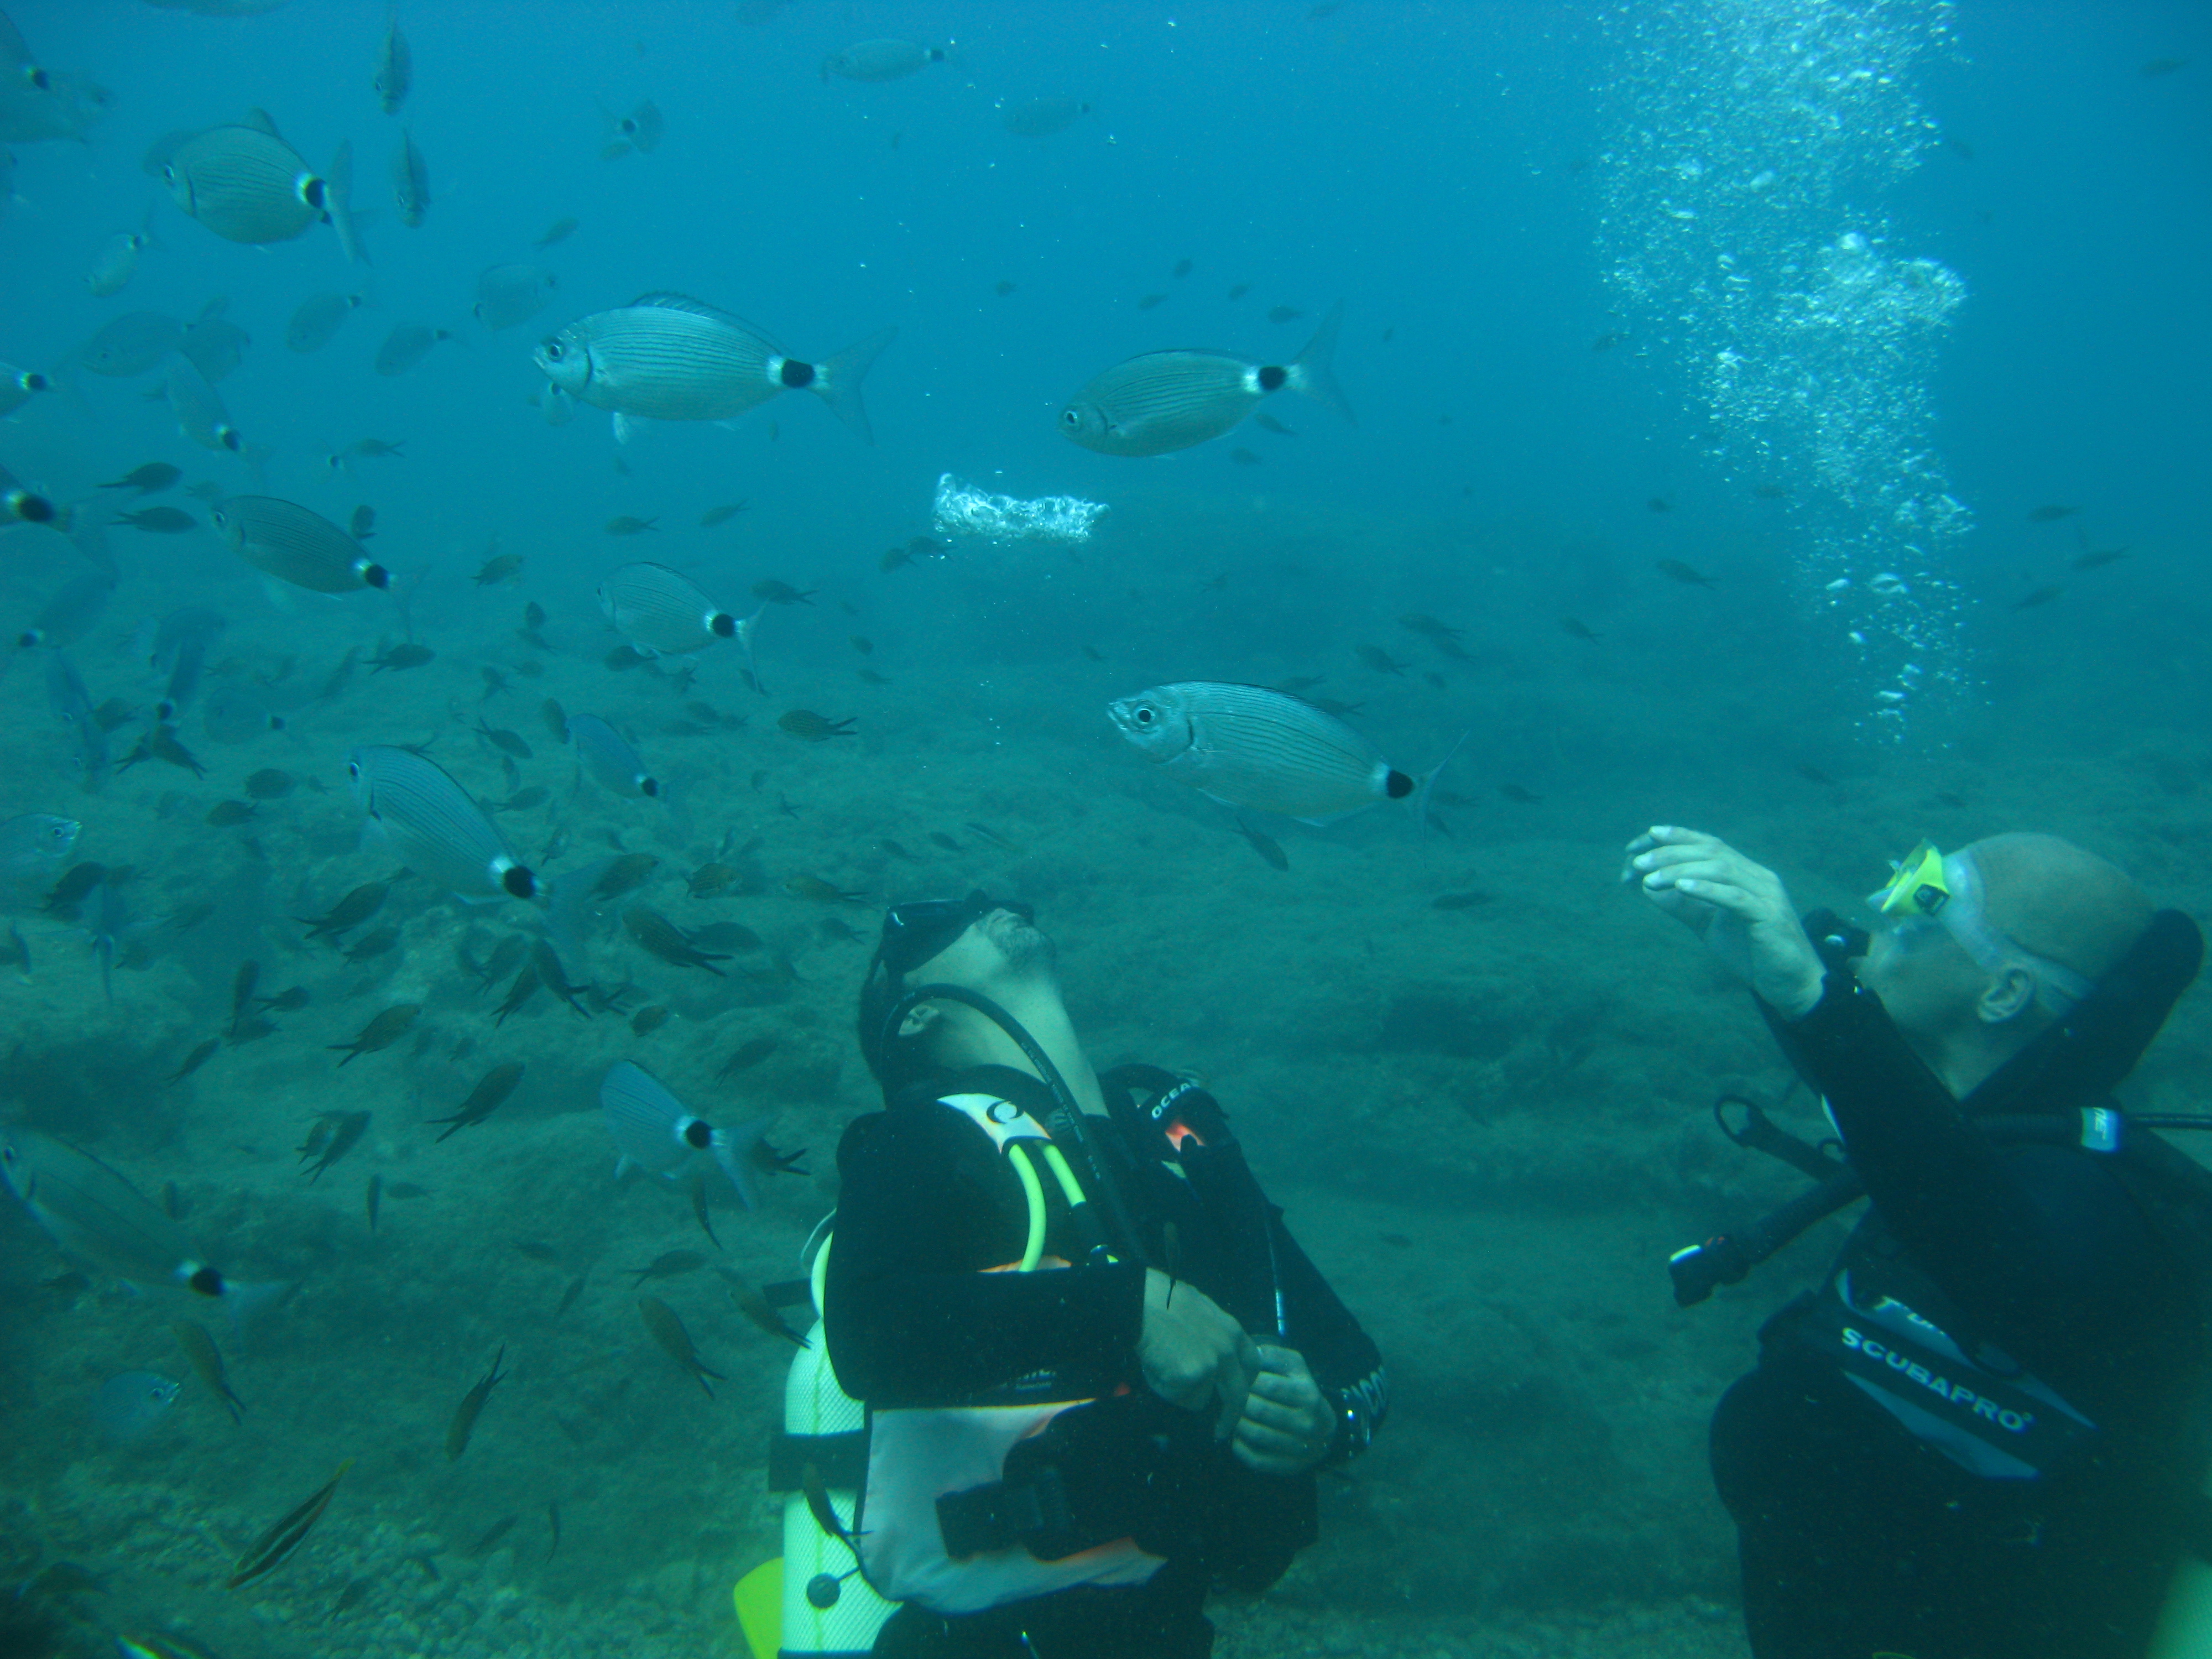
<box><xmin>1856</xmin><ymin>916</ymin><xmax>1989</xmax><ymax>1043</ymax></box>
<box><xmin>912</xmin><ymin>908</ymin><xmax>1055</xmax><ymax>990</ymax></box>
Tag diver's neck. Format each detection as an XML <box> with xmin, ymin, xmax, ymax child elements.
<box><xmin>974</xmin><ymin>987</ymin><xmax>1103</xmax><ymax>1115</ymax></box>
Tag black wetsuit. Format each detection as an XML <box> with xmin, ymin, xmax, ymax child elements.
<box><xmin>827</xmin><ymin>1065</ymin><xmax>1385</xmax><ymax>1659</ymax></box>
<box><xmin>1711</xmin><ymin>968</ymin><xmax>2208</xmax><ymax>1659</ymax></box>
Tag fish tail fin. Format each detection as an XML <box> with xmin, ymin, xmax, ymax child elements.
<box><xmin>1409</xmin><ymin>727</ymin><xmax>1470</xmax><ymax>837</ymax></box>
<box><xmin>1287</xmin><ymin>300</ymin><xmax>1353</xmax><ymax>425</ymax></box>
<box><xmin>713</xmin><ymin>1118</ymin><xmax>771</xmax><ymax>1212</ymax></box>
<box><xmin>326</xmin><ymin>140</ymin><xmax>368</xmax><ymax>267</ymax></box>
<box><xmin>222</xmin><ymin>1277</ymin><xmax>295</xmax><ymax>1342</ymax></box>
<box><xmin>811</xmin><ymin>327</ymin><xmax>897</xmax><ymax>444</ymax></box>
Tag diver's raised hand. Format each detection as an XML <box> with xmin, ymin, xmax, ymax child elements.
<box><xmin>1139</xmin><ymin>1268</ymin><xmax>1260</xmax><ymax>1426</ymax></box>
<box><xmin>1625</xmin><ymin>826</ymin><xmax>1826</xmax><ymax>1019</ymax></box>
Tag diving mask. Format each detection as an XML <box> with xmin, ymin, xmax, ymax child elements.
<box><xmin>1868</xmin><ymin>842</ymin><xmax>2095</xmax><ymax>1012</ymax></box>
<box><xmin>874</xmin><ymin>891</ymin><xmax>1034</xmax><ymax>980</ymax></box>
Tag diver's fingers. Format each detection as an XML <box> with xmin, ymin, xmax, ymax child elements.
<box><xmin>1663</xmin><ymin>875</ymin><xmax>1770</xmax><ymax>920</ymax></box>
<box><xmin>1626</xmin><ymin>825</ymin><xmax>1724</xmax><ymax>857</ymax></box>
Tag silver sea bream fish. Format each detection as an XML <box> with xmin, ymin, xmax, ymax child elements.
<box><xmin>1108</xmin><ymin>681</ymin><xmax>1462</xmax><ymax>826</ymax></box>
<box><xmin>534</xmin><ymin>293</ymin><xmax>894</xmax><ymax>442</ymax></box>
<box><xmin>165</xmin><ymin>357</ymin><xmax>240</xmax><ymax>453</ymax></box>
<box><xmin>567</xmin><ymin>713</ymin><xmax>660</xmax><ymax>798</ymax></box>
<box><xmin>286</xmin><ymin>292</ymin><xmax>364</xmax><ymax>353</ymax></box>
<box><xmin>0</xmin><ymin>1125</ymin><xmax>280</xmax><ymax>1311</ymax></box>
<box><xmin>1060</xmin><ymin>302</ymin><xmax>1352</xmax><ymax>457</ymax></box>
<box><xmin>212</xmin><ymin>497</ymin><xmax>389</xmax><ymax>593</ymax></box>
<box><xmin>597</xmin><ymin>561</ymin><xmax>735</xmax><ymax>657</ymax></box>
<box><xmin>163</xmin><ymin>115</ymin><xmax>361</xmax><ymax>261</ymax></box>
<box><xmin>601</xmin><ymin>1061</ymin><xmax>768</xmax><ymax>1210</ymax></box>
<box><xmin>347</xmin><ymin>745</ymin><xmax>538</xmax><ymax>902</ymax></box>
<box><xmin>473</xmin><ymin>264</ymin><xmax>558</xmax><ymax>331</ymax></box>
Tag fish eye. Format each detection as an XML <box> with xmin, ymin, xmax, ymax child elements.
<box><xmin>542</xmin><ymin>341</ymin><xmax>564</xmax><ymax>361</ymax></box>
<box><xmin>1060</xmin><ymin>409</ymin><xmax>1081</xmax><ymax>426</ymax></box>
<box><xmin>1134</xmin><ymin>706</ymin><xmax>1156</xmax><ymax>726</ymax></box>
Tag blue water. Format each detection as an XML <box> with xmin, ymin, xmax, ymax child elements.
<box><xmin>1</xmin><ymin>3</ymin><xmax>2208</xmax><ymax>1657</ymax></box>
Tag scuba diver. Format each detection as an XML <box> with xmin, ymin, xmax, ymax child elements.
<box><xmin>790</xmin><ymin>891</ymin><xmax>1386</xmax><ymax>1657</ymax></box>
<box><xmin>1627</xmin><ymin>826</ymin><xmax>2210</xmax><ymax>1659</ymax></box>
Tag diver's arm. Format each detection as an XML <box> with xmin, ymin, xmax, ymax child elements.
<box><xmin>1775</xmin><ymin>974</ymin><xmax>2177</xmax><ymax>1394</ymax></box>
<box><xmin>826</xmin><ymin>1108</ymin><xmax>1145</xmax><ymax>1404</ymax></box>
<box><xmin>1267</xmin><ymin>1215</ymin><xmax>1387</xmax><ymax>1462</ymax></box>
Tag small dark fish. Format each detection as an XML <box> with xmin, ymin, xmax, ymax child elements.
<box><xmin>116</xmin><ymin>507</ymin><xmax>197</xmax><ymax>534</ymax></box>
<box><xmin>494</xmin><ymin>785</ymin><xmax>547</xmax><ymax>813</ymax></box>
<box><xmin>166</xmin><ymin>1037</ymin><xmax>221</xmax><ymax>1086</ymax></box>
<box><xmin>994</xmin><ymin>279</ymin><xmax>1016</xmax><ymax>298</ymax></box>
<box><xmin>688</xmin><ymin>1170</ymin><xmax>721</xmax><ymax>1250</ymax></box>
<box><xmin>686</xmin><ymin>862</ymin><xmax>738</xmax><ymax>897</ymax></box>
<box><xmin>1592</xmin><ymin>330</ymin><xmax>1629</xmax><ymax>352</ymax></box>
<box><xmin>1228</xmin><ymin>283</ymin><xmax>1251</xmax><ymax>301</ymax></box>
<box><xmin>1655</xmin><ymin>559</ymin><xmax>1718</xmax><ymax>587</ymax></box>
<box><xmin>778</xmin><ymin>709</ymin><xmax>856</xmax><ymax>740</ymax></box>
<box><xmin>328</xmin><ymin>1004</ymin><xmax>421</xmax><ymax>1066</ymax></box>
<box><xmin>301</xmin><ymin>881</ymin><xmax>387</xmax><ymax>942</ymax></box>
<box><xmin>1646</xmin><ymin>496</ymin><xmax>1673</xmax><ymax>513</ymax></box>
<box><xmin>718</xmin><ymin>1036</ymin><xmax>779</xmax><ymax>1078</ymax></box>
<box><xmin>364</xmin><ymin>1174</ymin><xmax>382</xmax><ymax>1235</ymax></box>
<box><xmin>802</xmin><ymin>1462</ymin><xmax>858</xmax><ymax>1552</ymax></box>
<box><xmin>244</xmin><ymin>768</ymin><xmax>296</xmax><ymax>799</ymax></box>
<box><xmin>1228</xmin><ymin>447</ymin><xmax>1261</xmax><ymax>465</ymax></box>
<box><xmin>254</xmin><ymin>985</ymin><xmax>311</xmax><ymax>1014</ymax></box>
<box><xmin>1794</xmin><ymin>762</ymin><xmax>1839</xmax><ymax>788</ymax></box>
<box><xmin>967</xmin><ymin>822</ymin><xmax>1022</xmax><ymax>852</ymax></box>
<box><xmin>732</xmin><ymin>1282</ymin><xmax>807</xmax><ymax>1347</ymax></box>
<box><xmin>2070</xmin><ymin>546</ymin><xmax>2130</xmax><ymax>571</ymax></box>
<box><xmin>690</xmin><ymin>921</ymin><xmax>764</xmax><ymax>953</ymax></box>
<box><xmin>1498</xmin><ymin>784</ymin><xmax>1542</xmax><ymax>804</ymax></box>
<box><xmin>370</xmin><ymin>643</ymin><xmax>435</xmax><ymax>673</ymax></box>
<box><xmin>493</xmin><ymin>962</ymin><xmax>542</xmax><ymax>1025</ymax></box>
<box><xmin>99</xmin><ymin>462</ymin><xmax>184</xmax><ymax>496</ymax></box>
<box><xmin>2027</xmin><ymin>504</ymin><xmax>2078</xmax><ymax>523</ymax></box>
<box><xmin>627</xmin><ymin>1249</ymin><xmax>707</xmax><ymax>1286</ymax></box>
<box><xmin>533</xmin><ymin>940</ymin><xmax>594</xmax><ymax>1016</ymax></box>
<box><xmin>349</xmin><ymin>505</ymin><xmax>377</xmax><ymax>542</ymax></box>
<box><xmin>1431</xmin><ymin>891</ymin><xmax>1493</xmax><ymax>911</ymax></box>
<box><xmin>474</xmin><ymin>553</ymin><xmax>524</xmax><ymax>587</ymax></box>
<box><xmin>927</xmin><ymin>831</ymin><xmax>962</xmax><ymax>852</ymax></box>
<box><xmin>1354</xmin><ymin>644</ymin><xmax>1408</xmax><ymax>676</ymax></box>
<box><xmin>514</xmin><ymin>1240</ymin><xmax>563</xmax><ymax>1264</ymax></box>
<box><xmin>753</xmin><ymin>579</ymin><xmax>817</xmax><ymax>606</ymax></box>
<box><xmin>1559</xmin><ymin>617</ymin><xmax>1601</xmax><ymax>643</ymax></box>
<box><xmin>476</xmin><ymin>719</ymin><xmax>533</xmax><ymax>760</ymax></box>
<box><xmin>624</xmin><ymin>906</ymin><xmax>730</xmax><ymax>974</ymax></box>
<box><xmin>330</xmin><ymin>1574</ymin><xmax>374</xmax><ymax>1622</ymax></box>
<box><xmin>1172</xmin><ymin>258</ymin><xmax>1193</xmax><ymax>279</ymax></box>
<box><xmin>605</xmin><ymin>515</ymin><xmax>659</xmax><ymax>535</ymax></box>
<box><xmin>2012</xmin><ymin>586</ymin><xmax>2063</xmax><ymax>612</ymax></box>
<box><xmin>631</xmin><ymin>1004</ymin><xmax>670</xmax><ymax>1036</ymax></box>
<box><xmin>1136</xmin><ymin>293</ymin><xmax>1167</xmax><ymax>310</ymax></box>
<box><xmin>466</xmin><ymin>1516</ymin><xmax>517</xmax><ymax>1559</ymax></box>
<box><xmin>228</xmin><ymin>1462</ymin><xmax>356</xmax><ymax>1589</ymax></box>
<box><xmin>1266</xmin><ymin>305</ymin><xmax>1303</xmax><ymax>324</ymax></box>
<box><xmin>784</xmin><ymin>874</ymin><xmax>867</xmax><ymax>905</ymax></box>
<box><xmin>555</xmin><ymin>1274</ymin><xmax>588</xmax><ymax>1317</ymax></box>
<box><xmin>1234</xmin><ymin>818</ymin><xmax>1288</xmax><ymax>872</ymax></box>
<box><xmin>303</xmin><ymin>1110</ymin><xmax>371</xmax><ymax>1181</ymax></box>
<box><xmin>170</xmin><ymin>1321</ymin><xmax>245</xmax><ymax>1425</ymax></box>
<box><xmin>639</xmin><ymin>1297</ymin><xmax>724</xmax><ymax>1398</ymax></box>
<box><xmin>427</xmin><ymin>1061</ymin><xmax>525</xmax><ymax>1141</ymax></box>
<box><xmin>1253</xmin><ymin>411</ymin><xmax>1295</xmax><ymax>436</ymax></box>
<box><xmin>1752</xmin><ymin>482</ymin><xmax>1792</xmax><ymax>499</ymax></box>
<box><xmin>47</xmin><ymin>862</ymin><xmax>111</xmax><ymax>917</ymax></box>
<box><xmin>446</xmin><ymin>1347</ymin><xmax>508</xmax><ymax>1461</ymax></box>
<box><xmin>700</xmin><ymin>502</ymin><xmax>748</xmax><ymax>527</ymax></box>
<box><xmin>2141</xmin><ymin>57</ymin><xmax>2189</xmax><ymax>77</ymax></box>
<box><xmin>342</xmin><ymin>925</ymin><xmax>401</xmax><ymax>963</ymax></box>
<box><xmin>535</xmin><ymin>216</ymin><xmax>579</xmax><ymax>248</ymax></box>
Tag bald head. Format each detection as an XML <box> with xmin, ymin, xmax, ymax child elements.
<box><xmin>1969</xmin><ymin>832</ymin><xmax>2154</xmax><ymax>987</ymax></box>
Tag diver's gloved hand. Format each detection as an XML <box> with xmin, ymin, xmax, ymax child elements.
<box><xmin>1624</xmin><ymin>826</ymin><xmax>1827</xmax><ymax>1020</ymax></box>
<box><xmin>1139</xmin><ymin>1267</ymin><xmax>1260</xmax><ymax>1427</ymax></box>
<box><xmin>1231</xmin><ymin>1345</ymin><xmax>1336</xmax><ymax>1477</ymax></box>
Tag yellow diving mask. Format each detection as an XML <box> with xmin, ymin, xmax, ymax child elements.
<box><xmin>1871</xmin><ymin>839</ymin><xmax>1951</xmax><ymax>919</ymax></box>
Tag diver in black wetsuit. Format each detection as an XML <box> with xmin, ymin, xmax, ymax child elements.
<box><xmin>824</xmin><ymin>893</ymin><xmax>1385</xmax><ymax>1658</ymax></box>
<box><xmin>1627</xmin><ymin>826</ymin><xmax>2207</xmax><ymax>1659</ymax></box>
